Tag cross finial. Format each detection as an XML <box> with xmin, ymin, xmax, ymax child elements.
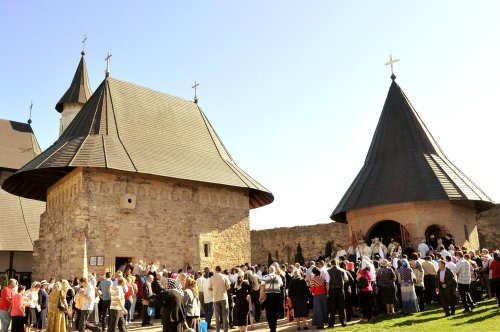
<box><xmin>385</xmin><ymin>53</ymin><xmax>400</xmax><ymax>80</ymax></box>
<box><xmin>28</xmin><ymin>100</ymin><xmax>33</xmax><ymax>125</ymax></box>
<box><xmin>105</xmin><ymin>51</ymin><xmax>112</xmax><ymax>77</ymax></box>
<box><xmin>192</xmin><ymin>80</ymin><xmax>200</xmax><ymax>104</ymax></box>
<box><xmin>81</xmin><ymin>35</ymin><xmax>87</xmax><ymax>55</ymax></box>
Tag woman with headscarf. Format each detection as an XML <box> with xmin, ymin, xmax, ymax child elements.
<box><xmin>63</xmin><ymin>280</ymin><xmax>75</xmax><ymax>329</ymax></box>
<box><xmin>160</xmin><ymin>278</ymin><xmax>186</xmax><ymax>332</ymax></box>
<box><xmin>184</xmin><ymin>277</ymin><xmax>201</xmax><ymax>332</ymax></box>
<box><xmin>309</xmin><ymin>266</ymin><xmax>327</xmax><ymax>329</ymax></box>
<box><xmin>396</xmin><ymin>259</ymin><xmax>419</xmax><ymax>315</ymax></box>
<box><xmin>356</xmin><ymin>260</ymin><xmax>374</xmax><ymax>322</ymax></box>
<box><xmin>375</xmin><ymin>259</ymin><xmax>397</xmax><ymax>314</ymax></box>
<box><xmin>232</xmin><ymin>271</ymin><xmax>251</xmax><ymax>332</ymax></box>
<box><xmin>46</xmin><ymin>281</ymin><xmax>68</xmax><ymax>332</ymax></box>
<box><xmin>287</xmin><ymin>270</ymin><xmax>311</xmax><ymax>330</ymax></box>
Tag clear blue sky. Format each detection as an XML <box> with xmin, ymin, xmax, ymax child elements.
<box><xmin>1</xmin><ymin>1</ymin><xmax>499</xmax><ymax>229</ymax></box>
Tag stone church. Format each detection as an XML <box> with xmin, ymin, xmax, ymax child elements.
<box><xmin>330</xmin><ymin>73</ymin><xmax>495</xmax><ymax>251</ymax></box>
<box><xmin>2</xmin><ymin>51</ymin><xmax>273</xmax><ymax>279</ymax></box>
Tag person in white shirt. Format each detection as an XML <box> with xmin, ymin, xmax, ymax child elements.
<box><xmin>317</xmin><ymin>261</ymin><xmax>331</xmax><ymax>284</ymax></box>
<box><xmin>109</xmin><ymin>277</ymin><xmax>127</xmax><ymax>332</ymax></box>
<box><xmin>78</xmin><ymin>278</ymin><xmax>97</xmax><ymax>332</ymax></box>
<box><xmin>335</xmin><ymin>246</ymin><xmax>348</xmax><ymax>261</ymax></box>
<box><xmin>202</xmin><ymin>272</ymin><xmax>214</xmax><ymax>329</ymax></box>
<box><xmin>259</xmin><ymin>266</ymin><xmax>283</xmax><ymax>332</ymax></box>
<box><xmin>132</xmin><ymin>261</ymin><xmax>145</xmax><ymax>277</ymax></box>
<box><xmin>444</xmin><ymin>256</ymin><xmax>456</xmax><ymax>270</ymax></box>
<box><xmin>208</xmin><ymin>266</ymin><xmax>230</xmax><ymax>332</ymax></box>
<box><xmin>306</xmin><ymin>261</ymin><xmax>316</xmax><ymax>281</ymax></box>
<box><xmin>195</xmin><ymin>272</ymin><xmax>205</xmax><ymax>316</ymax></box>
<box><xmin>440</xmin><ymin>247</ymin><xmax>451</xmax><ymax>258</ymax></box>
<box><xmin>418</xmin><ymin>239</ymin><xmax>429</xmax><ymax>258</ymax></box>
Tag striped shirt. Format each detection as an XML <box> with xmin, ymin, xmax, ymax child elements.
<box><xmin>109</xmin><ymin>285</ymin><xmax>125</xmax><ymax>310</ymax></box>
<box><xmin>454</xmin><ymin>259</ymin><xmax>471</xmax><ymax>285</ymax></box>
<box><xmin>261</xmin><ymin>273</ymin><xmax>283</xmax><ymax>293</ymax></box>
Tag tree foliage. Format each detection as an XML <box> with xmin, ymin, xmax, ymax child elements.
<box><xmin>267</xmin><ymin>252</ymin><xmax>273</xmax><ymax>267</ymax></box>
<box><xmin>294</xmin><ymin>243</ymin><xmax>305</xmax><ymax>265</ymax></box>
<box><xmin>325</xmin><ymin>240</ymin><xmax>334</xmax><ymax>258</ymax></box>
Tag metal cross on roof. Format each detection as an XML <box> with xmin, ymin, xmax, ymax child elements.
<box><xmin>82</xmin><ymin>35</ymin><xmax>87</xmax><ymax>54</ymax></box>
<box><xmin>192</xmin><ymin>80</ymin><xmax>200</xmax><ymax>104</ymax></box>
<box><xmin>28</xmin><ymin>100</ymin><xmax>33</xmax><ymax>125</ymax></box>
<box><xmin>385</xmin><ymin>54</ymin><xmax>399</xmax><ymax>79</ymax></box>
<box><xmin>105</xmin><ymin>51</ymin><xmax>112</xmax><ymax>77</ymax></box>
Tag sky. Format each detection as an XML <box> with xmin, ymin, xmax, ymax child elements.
<box><xmin>1</xmin><ymin>1</ymin><xmax>499</xmax><ymax>230</ymax></box>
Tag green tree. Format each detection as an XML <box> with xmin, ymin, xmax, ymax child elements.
<box><xmin>325</xmin><ymin>240</ymin><xmax>334</xmax><ymax>258</ymax></box>
<box><xmin>275</xmin><ymin>250</ymin><xmax>279</xmax><ymax>263</ymax></box>
<box><xmin>294</xmin><ymin>243</ymin><xmax>305</xmax><ymax>265</ymax></box>
<box><xmin>267</xmin><ymin>252</ymin><xmax>273</xmax><ymax>267</ymax></box>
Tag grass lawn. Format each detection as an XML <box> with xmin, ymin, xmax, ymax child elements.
<box><xmin>330</xmin><ymin>298</ymin><xmax>500</xmax><ymax>332</ymax></box>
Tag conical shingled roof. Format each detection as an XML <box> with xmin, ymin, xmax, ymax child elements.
<box><xmin>331</xmin><ymin>78</ymin><xmax>494</xmax><ymax>222</ymax></box>
<box><xmin>55</xmin><ymin>52</ymin><xmax>92</xmax><ymax>112</ymax></box>
<box><xmin>2</xmin><ymin>77</ymin><xmax>273</xmax><ymax>209</ymax></box>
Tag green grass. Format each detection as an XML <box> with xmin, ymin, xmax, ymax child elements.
<box><xmin>329</xmin><ymin>298</ymin><xmax>500</xmax><ymax>332</ymax></box>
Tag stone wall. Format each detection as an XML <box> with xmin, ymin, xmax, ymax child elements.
<box><xmin>250</xmin><ymin>223</ymin><xmax>350</xmax><ymax>265</ymax></box>
<box><xmin>347</xmin><ymin>200</ymin><xmax>480</xmax><ymax>250</ymax></box>
<box><xmin>477</xmin><ymin>204</ymin><xmax>500</xmax><ymax>249</ymax></box>
<box><xmin>33</xmin><ymin>167</ymin><xmax>251</xmax><ymax>279</ymax></box>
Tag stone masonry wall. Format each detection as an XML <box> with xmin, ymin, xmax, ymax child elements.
<box><xmin>250</xmin><ymin>223</ymin><xmax>350</xmax><ymax>265</ymax></box>
<box><xmin>33</xmin><ymin>167</ymin><xmax>250</xmax><ymax>280</ymax></box>
<box><xmin>347</xmin><ymin>200</ymin><xmax>481</xmax><ymax>250</ymax></box>
<box><xmin>477</xmin><ymin>204</ymin><xmax>500</xmax><ymax>249</ymax></box>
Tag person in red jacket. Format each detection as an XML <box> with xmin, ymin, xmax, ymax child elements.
<box><xmin>490</xmin><ymin>251</ymin><xmax>500</xmax><ymax>307</ymax></box>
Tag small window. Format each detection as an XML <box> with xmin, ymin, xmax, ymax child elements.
<box><xmin>464</xmin><ymin>224</ymin><xmax>469</xmax><ymax>242</ymax></box>
<box><xmin>203</xmin><ymin>243</ymin><xmax>211</xmax><ymax>258</ymax></box>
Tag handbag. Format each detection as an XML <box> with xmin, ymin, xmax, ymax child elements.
<box><xmin>147</xmin><ymin>306</ymin><xmax>155</xmax><ymax>317</ymax></box>
<box><xmin>357</xmin><ymin>271</ymin><xmax>369</xmax><ymax>289</ymax></box>
<box><xmin>58</xmin><ymin>292</ymin><xmax>68</xmax><ymax>312</ymax></box>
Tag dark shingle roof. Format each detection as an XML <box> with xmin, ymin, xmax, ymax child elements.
<box><xmin>331</xmin><ymin>79</ymin><xmax>494</xmax><ymax>222</ymax></box>
<box><xmin>0</xmin><ymin>186</ymin><xmax>44</xmax><ymax>251</ymax></box>
<box><xmin>2</xmin><ymin>77</ymin><xmax>273</xmax><ymax>209</ymax></box>
<box><xmin>55</xmin><ymin>52</ymin><xmax>92</xmax><ymax>113</ymax></box>
<box><xmin>0</xmin><ymin>119</ymin><xmax>41</xmax><ymax>171</ymax></box>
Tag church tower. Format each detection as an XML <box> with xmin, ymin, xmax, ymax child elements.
<box><xmin>331</xmin><ymin>72</ymin><xmax>494</xmax><ymax>251</ymax></box>
<box><xmin>55</xmin><ymin>50</ymin><xmax>92</xmax><ymax>135</ymax></box>
<box><xmin>3</xmin><ymin>73</ymin><xmax>273</xmax><ymax>279</ymax></box>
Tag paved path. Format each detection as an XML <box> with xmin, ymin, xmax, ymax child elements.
<box><xmin>125</xmin><ymin>316</ymin><xmax>361</xmax><ymax>332</ymax></box>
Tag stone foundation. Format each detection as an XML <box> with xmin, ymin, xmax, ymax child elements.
<box><xmin>33</xmin><ymin>167</ymin><xmax>250</xmax><ymax>279</ymax></box>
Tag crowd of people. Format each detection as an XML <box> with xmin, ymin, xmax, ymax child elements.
<box><xmin>1</xmin><ymin>237</ymin><xmax>500</xmax><ymax>332</ymax></box>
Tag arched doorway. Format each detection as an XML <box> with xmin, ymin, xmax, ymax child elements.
<box><xmin>367</xmin><ymin>220</ymin><xmax>402</xmax><ymax>247</ymax></box>
<box><xmin>425</xmin><ymin>225</ymin><xmax>442</xmax><ymax>250</ymax></box>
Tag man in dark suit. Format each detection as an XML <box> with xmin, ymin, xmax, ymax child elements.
<box><xmin>141</xmin><ymin>275</ymin><xmax>154</xmax><ymax>326</ymax></box>
<box><xmin>327</xmin><ymin>260</ymin><xmax>349</xmax><ymax>327</ymax></box>
<box><xmin>435</xmin><ymin>260</ymin><xmax>457</xmax><ymax>317</ymax></box>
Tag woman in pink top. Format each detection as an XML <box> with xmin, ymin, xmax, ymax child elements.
<box><xmin>11</xmin><ymin>285</ymin><xmax>28</xmax><ymax>332</ymax></box>
<box><xmin>356</xmin><ymin>261</ymin><xmax>374</xmax><ymax>322</ymax></box>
